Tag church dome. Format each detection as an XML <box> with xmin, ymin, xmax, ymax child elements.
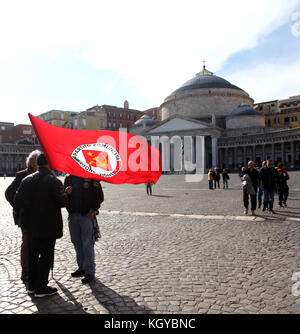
<box><xmin>134</xmin><ymin>114</ymin><xmax>156</xmax><ymax>127</ymax></box>
<box><xmin>226</xmin><ymin>104</ymin><xmax>265</xmax><ymax>129</ymax></box>
<box><xmin>226</xmin><ymin>105</ymin><xmax>262</xmax><ymax>119</ymax></box>
<box><xmin>160</xmin><ymin>66</ymin><xmax>254</xmax><ymax>122</ymax></box>
<box><xmin>172</xmin><ymin>68</ymin><xmax>243</xmax><ymax>94</ymax></box>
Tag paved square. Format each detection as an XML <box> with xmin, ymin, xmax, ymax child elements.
<box><xmin>0</xmin><ymin>172</ymin><xmax>299</xmax><ymax>314</ymax></box>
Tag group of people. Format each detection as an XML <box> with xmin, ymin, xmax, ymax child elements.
<box><xmin>240</xmin><ymin>160</ymin><xmax>290</xmax><ymax>215</ymax></box>
<box><xmin>5</xmin><ymin>150</ymin><xmax>104</xmax><ymax>298</ymax></box>
<box><xmin>208</xmin><ymin>168</ymin><xmax>230</xmax><ymax>190</ymax></box>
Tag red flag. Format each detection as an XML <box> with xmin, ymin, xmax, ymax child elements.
<box><xmin>29</xmin><ymin>114</ymin><xmax>161</xmax><ymax>184</ymax></box>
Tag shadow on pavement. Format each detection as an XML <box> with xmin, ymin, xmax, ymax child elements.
<box><xmin>88</xmin><ymin>278</ymin><xmax>153</xmax><ymax>314</ymax></box>
<box><xmin>29</xmin><ymin>281</ymin><xmax>88</xmax><ymax>314</ymax></box>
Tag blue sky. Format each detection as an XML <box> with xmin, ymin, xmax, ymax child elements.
<box><xmin>0</xmin><ymin>0</ymin><xmax>300</xmax><ymax>125</ymax></box>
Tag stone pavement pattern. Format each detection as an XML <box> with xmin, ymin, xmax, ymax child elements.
<box><xmin>0</xmin><ymin>173</ymin><xmax>299</xmax><ymax>314</ymax></box>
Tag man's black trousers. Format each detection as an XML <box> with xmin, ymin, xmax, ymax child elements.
<box><xmin>243</xmin><ymin>188</ymin><xmax>257</xmax><ymax>211</ymax></box>
<box><xmin>28</xmin><ymin>236</ymin><xmax>56</xmax><ymax>291</ymax></box>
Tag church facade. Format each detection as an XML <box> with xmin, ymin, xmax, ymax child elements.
<box><xmin>130</xmin><ymin>66</ymin><xmax>300</xmax><ymax>172</ymax></box>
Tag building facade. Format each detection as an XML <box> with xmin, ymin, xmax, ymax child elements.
<box><xmin>130</xmin><ymin>66</ymin><xmax>300</xmax><ymax>172</ymax></box>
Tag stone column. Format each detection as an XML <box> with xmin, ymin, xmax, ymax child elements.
<box><xmin>234</xmin><ymin>147</ymin><xmax>237</xmax><ymax>170</ymax></box>
<box><xmin>291</xmin><ymin>141</ymin><xmax>295</xmax><ymax>168</ymax></box>
<box><xmin>281</xmin><ymin>142</ymin><xmax>284</xmax><ymax>163</ymax></box>
<box><xmin>225</xmin><ymin>147</ymin><xmax>229</xmax><ymax>169</ymax></box>
<box><xmin>243</xmin><ymin>146</ymin><xmax>247</xmax><ymax>166</ymax></box>
<box><xmin>211</xmin><ymin>137</ymin><xmax>218</xmax><ymax>168</ymax></box>
<box><xmin>271</xmin><ymin>143</ymin><xmax>275</xmax><ymax>162</ymax></box>
<box><xmin>262</xmin><ymin>144</ymin><xmax>265</xmax><ymax>162</ymax></box>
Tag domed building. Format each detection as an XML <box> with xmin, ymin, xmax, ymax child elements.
<box><xmin>129</xmin><ymin>65</ymin><xmax>300</xmax><ymax>172</ymax></box>
<box><xmin>161</xmin><ymin>66</ymin><xmax>253</xmax><ymax>127</ymax></box>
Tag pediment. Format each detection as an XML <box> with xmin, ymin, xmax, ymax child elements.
<box><xmin>148</xmin><ymin>117</ymin><xmax>210</xmax><ymax>134</ymax></box>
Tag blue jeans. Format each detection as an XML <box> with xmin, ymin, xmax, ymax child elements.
<box><xmin>68</xmin><ymin>213</ymin><xmax>95</xmax><ymax>275</ymax></box>
<box><xmin>263</xmin><ymin>188</ymin><xmax>275</xmax><ymax>210</ymax></box>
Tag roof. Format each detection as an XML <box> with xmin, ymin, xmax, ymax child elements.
<box><xmin>226</xmin><ymin>105</ymin><xmax>263</xmax><ymax>119</ymax></box>
<box><xmin>171</xmin><ymin>67</ymin><xmax>243</xmax><ymax>94</ymax></box>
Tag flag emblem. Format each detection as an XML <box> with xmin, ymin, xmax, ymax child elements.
<box><xmin>72</xmin><ymin>143</ymin><xmax>122</xmax><ymax>178</ymax></box>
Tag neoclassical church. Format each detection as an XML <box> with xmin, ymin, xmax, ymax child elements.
<box><xmin>130</xmin><ymin>65</ymin><xmax>300</xmax><ymax>171</ymax></box>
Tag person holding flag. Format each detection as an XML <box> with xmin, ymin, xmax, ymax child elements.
<box><xmin>64</xmin><ymin>175</ymin><xmax>104</xmax><ymax>284</ymax></box>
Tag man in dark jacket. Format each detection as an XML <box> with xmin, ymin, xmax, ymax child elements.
<box><xmin>14</xmin><ymin>153</ymin><xmax>68</xmax><ymax>297</ymax></box>
<box><xmin>64</xmin><ymin>175</ymin><xmax>104</xmax><ymax>284</ymax></box>
<box><xmin>242</xmin><ymin>161</ymin><xmax>260</xmax><ymax>216</ymax></box>
<box><xmin>259</xmin><ymin>159</ymin><xmax>278</xmax><ymax>214</ymax></box>
<box><xmin>5</xmin><ymin>149</ymin><xmax>40</xmax><ymax>283</ymax></box>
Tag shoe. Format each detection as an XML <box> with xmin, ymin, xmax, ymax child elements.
<box><xmin>71</xmin><ymin>269</ymin><xmax>85</xmax><ymax>278</ymax></box>
<box><xmin>244</xmin><ymin>209</ymin><xmax>248</xmax><ymax>215</ymax></box>
<box><xmin>279</xmin><ymin>203</ymin><xmax>283</xmax><ymax>207</ymax></box>
<box><xmin>269</xmin><ymin>210</ymin><xmax>275</xmax><ymax>214</ymax></box>
<box><xmin>262</xmin><ymin>206</ymin><xmax>266</xmax><ymax>212</ymax></box>
<box><xmin>34</xmin><ymin>286</ymin><xmax>58</xmax><ymax>298</ymax></box>
<box><xmin>284</xmin><ymin>202</ymin><xmax>287</xmax><ymax>207</ymax></box>
<box><xmin>251</xmin><ymin>210</ymin><xmax>256</xmax><ymax>216</ymax></box>
<box><xmin>81</xmin><ymin>274</ymin><xmax>95</xmax><ymax>284</ymax></box>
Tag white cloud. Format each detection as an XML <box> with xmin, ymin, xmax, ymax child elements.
<box><xmin>0</xmin><ymin>0</ymin><xmax>299</xmax><ymax>121</ymax></box>
<box><xmin>226</xmin><ymin>59</ymin><xmax>300</xmax><ymax>103</ymax></box>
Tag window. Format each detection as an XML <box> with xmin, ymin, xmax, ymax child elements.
<box><xmin>100</xmin><ymin>120</ymin><xmax>104</xmax><ymax>128</ymax></box>
<box><xmin>284</xmin><ymin>117</ymin><xmax>290</xmax><ymax>123</ymax></box>
<box><xmin>61</xmin><ymin>113</ymin><xmax>65</xmax><ymax>120</ymax></box>
<box><xmin>113</xmin><ymin>122</ymin><xmax>116</xmax><ymax>128</ymax></box>
<box><xmin>274</xmin><ymin>118</ymin><xmax>280</xmax><ymax>124</ymax></box>
<box><xmin>82</xmin><ymin>118</ymin><xmax>86</xmax><ymax>128</ymax></box>
<box><xmin>74</xmin><ymin>119</ymin><xmax>78</xmax><ymax>129</ymax></box>
<box><xmin>267</xmin><ymin>119</ymin><xmax>271</xmax><ymax>126</ymax></box>
<box><xmin>108</xmin><ymin>121</ymin><xmax>111</xmax><ymax>128</ymax></box>
<box><xmin>291</xmin><ymin>116</ymin><xmax>297</xmax><ymax>122</ymax></box>
<box><xmin>120</xmin><ymin>112</ymin><xmax>122</xmax><ymax>119</ymax></box>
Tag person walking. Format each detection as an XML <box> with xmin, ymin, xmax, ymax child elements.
<box><xmin>5</xmin><ymin>149</ymin><xmax>40</xmax><ymax>283</ymax></box>
<box><xmin>208</xmin><ymin>169</ymin><xmax>214</xmax><ymax>190</ymax></box>
<box><xmin>213</xmin><ymin>168</ymin><xmax>220</xmax><ymax>189</ymax></box>
<box><xmin>146</xmin><ymin>183</ymin><xmax>153</xmax><ymax>195</ymax></box>
<box><xmin>277</xmin><ymin>163</ymin><xmax>290</xmax><ymax>207</ymax></box>
<box><xmin>222</xmin><ymin>169</ymin><xmax>230</xmax><ymax>189</ymax></box>
<box><xmin>257</xmin><ymin>161</ymin><xmax>266</xmax><ymax>209</ymax></box>
<box><xmin>14</xmin><ymin>153</ymin><xmax>68</xmax><ymax>297</ymax></box>
<box><xmin>64</xmin><ymin>175</ymin><xmax>104</xmax><ymax>284</ymax></box>
<box><xmin>241</xmin><ymin>161</ymin><xmax>260</xmax><ymax>215</ymax></box>
<box><xmin>259</xmin><ymin>159</ymin><xmax>278</xmax><ymax>214</ymax></box>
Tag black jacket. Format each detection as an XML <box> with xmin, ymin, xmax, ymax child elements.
<box><xmin>14</xmin><ymin>167</ymin><xmax>68</xmax><ymax>239</ymax></box>
<box><xmin>244</xmin><ymin>168</ymin><xmax>260</xmax><ymax>189</ymax></box>
<box><xmin>64</xmin><ymin>175</ymin><xmax>104</xmax><ymax>216</ymax></box>
<box><xmin>259</xmin><ymin>166</ymin><xmax>278</xmax><ymax>190</ymax></box>
<box><xmin>5</xmin><ymin>167</ymin><xmax>35</xmax><ymax>226</ymax></box>
<box><xmin>5</xmin><ymin>167</ymin><xmax>35</xmax><ymax>207</ymax></box>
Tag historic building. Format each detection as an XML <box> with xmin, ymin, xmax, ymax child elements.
<box><xmin>255</xmin><ymin>95</ymin><xmax>300</xmax><ymax>129</ymax></box>
<box><xmin>130</xmin><ymin>66</ymin><xmax>300</xmax><ymax>172</ymax></box>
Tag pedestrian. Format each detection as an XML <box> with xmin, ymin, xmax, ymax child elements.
<box><xmin>5</xmin><ymin>149</ymin><xmax>40</xmax><ymax>283</ymax></box>
<box><xmin>239</xmin><ymin>166</ymin><xmax>247</xmax><ymax>180</ymax></box>
<box><xmin>146</xmin><ymin>182</ymin><xmax>153</xmax><ymax>195</ymax></box>
<box><xmin>213</xmin><ymin>167</ymin><xmax>220</xmax><ymax>189</ymax></box>
<box><xmin>222</xmin><ymin>169</ymin><xmax>230</xmax><ymax>189</ymax></box>
<box><xmin>64</xmin><ymin>175</ymin><xmax>104</xmax><ymax>284</ymax></box>
<box><xmin>14</xmin><ymin>153</ymin><xmax>68</xmax><ymax>297</ymax></box>
<box><xmin>259</xmin><ymin>159</ymin><xmax>278</xmax><ymax>214</ymax></box>
<box><xmin>208</xmin><ymin>169</ymin><xmax>214</xmax><ymax>190</ymax></box>
<box><xmin>241</xmin><ymin>161</ymin><xmax>260</xmax><ymax>215</ymax></box>
<box><xmin>277</xmin><ymin>163</ymin><xmax>290</xmax><ymax>207</ymax></box>
<box><xmin>257</xmin><ymin>161</ymin><xmax>266</xmax><ymax>209</ymax></box>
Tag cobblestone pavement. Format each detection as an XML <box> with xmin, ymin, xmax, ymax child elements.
<box><xmin>0</xmin><ymin>172</ymin><xmax>299</xmax><ymax>314</ymax></box>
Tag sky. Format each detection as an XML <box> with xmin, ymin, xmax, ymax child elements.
<box><xmin>0</xmin><ymin>0</ymin><xmax>300</xmax><ymax>125</ymax></box>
